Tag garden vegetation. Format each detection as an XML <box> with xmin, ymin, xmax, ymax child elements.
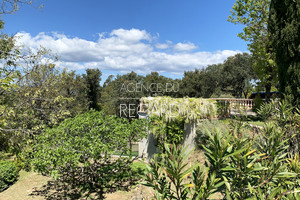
<box><xmin>0</xmin><ymin>0</ymin><xmax>299</xmax><ymax>199</ymax></box>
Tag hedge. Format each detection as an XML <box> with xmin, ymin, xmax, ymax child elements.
<box><xmin>0</xmin><ymin>160</ymin><xmax>19</xmax><ymax>192</ymax></box>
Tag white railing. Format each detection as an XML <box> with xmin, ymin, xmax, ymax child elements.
<box><xmin>210</xmin><ymin>98</ymin><xmax>254</xmax><ymax>110</ymax></box>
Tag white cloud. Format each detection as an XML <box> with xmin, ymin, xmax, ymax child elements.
<box><xmin>15</xmin><ymin>28</ymin><xmax>242</xmax><ymax>74</ymax></box>
<box><xmin>155</xmin><ymin>43</ymin><xmax>170</xmax><ymax>49</ymax></box>
<box><xmin>110</xmin><ymin>28</ymin><xmax>151</xmax><ymax>42</ymax></box>
<box><xmin>173</xmin><ymin>42</ymin><xmax>198</xmax><ymax>51</ymax></box>
<box><xmin>155</xmin><ymin>40</ymin><xmax>173</xmax><ymax>50</ymax></box>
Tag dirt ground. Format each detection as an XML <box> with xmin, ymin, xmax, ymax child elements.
<box><xmin>0</xmin><ymin>170</ymin><xmax>154</xmax><ymax>200</ymax></box>
<box><xmin>0</xmin><ymin>170</ymin><xmax>51</xmax><ymax>200</ymax></box>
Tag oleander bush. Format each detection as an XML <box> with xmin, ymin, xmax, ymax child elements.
<box><xmin>0</xmin><ymin>160</ymin><xmax>19</xmax><ymax>192</ymax></box>
<box><xmin>258</xmin><ymin>100</ymin><xmax>300</xmax><ymax>154</ymax></box>
<box><xmin>143</xmin><ymin>143</ymin><xmax>221</xmax><ymax>200</ymax></box>
<box><xmin>144</xmin><ymin>122</ymin><xmax>300</xmax><ymax>199</ymax></box>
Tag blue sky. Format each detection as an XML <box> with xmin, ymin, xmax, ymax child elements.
<box><xmin>3</xmin><ymin>0</ymin><xmax>247</xmax><ymax>82</ymax></box>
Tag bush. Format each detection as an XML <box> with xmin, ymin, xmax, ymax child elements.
<box><xmin>151</xmin><ymin>117</ymin><xmax>185</xmax><ymax>152</ymax></box>
<box><xmin>145</xmin><ymin>122</ymin><xmax>300</xmax><ymax>199</ymax></box>
<box><xmin>143</xmin><ymin>144</ymin><xmax>220</xmax><ymax>199</ymax></box>
<box><xmin>29</xmin><ymin>110</ymin><xmax>148</xmax><ymax>199</ymax></box>
<box><xmin>252</xmin><ymin>94</ymin><xmax>264</xmax><ymax>112</ymax></box>
<box><xmin>0</xmin><ymin>160</ymin><xmax>19</xmax><ymax>192</ymax></box>
<box><xmin>195</xmin><ymin>119</ymin><xmax>227</xmax><ymax>149</ymax></box>
<box><xmin>258</xmin><ymin>100</ymin><xmax>300</xmax><ymax>154</ymax></box>
<box><xmin>216</xmin><ymin>100</ymin><xmax>230</xmax><ymax>117</ymax></box>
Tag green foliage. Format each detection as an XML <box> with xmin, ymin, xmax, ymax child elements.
<box><xmin>0</xmin><ymin>27</ymin><xmax>19</xmax><ymax>93</ymax></box>
<box><xmin>252</xmin><ymin>94</ymin><xmax>264</xmax><ymax>113</ymax></box>
<box><xmin>269</xmin><ymin>0</ymin><xmax>300</xmax><ymax>107</ymax></box>
<box><xmin>101</xmin><ymin>71</ymin><xmax>181</xmax><ymax>118</ymax></box>
<box><xmin>143</xmin><ymin>96</ymin><xmax>218</xmax><ymax>152</ymax></box>
<box><xmin>0</xmin><ymin>0</ymin><xmax>43</xmax><ymax>94</ymax></box>
<box><xmin>180</xmin><ymin>64</ymin><xmax>223</xmax><ymax>98</ymax></box>
<box><xmin>143</xmin><ymin>144</ymin><xmax>221</xmax><ymax>199</ymax></box>
<box><xmin>258</xmin><ymin>100</ymin><xmax>300</xmax><ymax>154</ymax></box>
<box><xmin>129</xmin><ymin>161</ymin><xmax>148</xmax><ymax>179</ymax></box>
<box><xmin>151</xmin><ymin>117</ymin><xmax>185</xmax><ymax>151</ymax></box>
<box><xmin>143</xmin><ymin>72</ymin><xmax>180</xmax><ymax>97</ymax></box>
<box><xmin>145</xmin><ymin>119</ymin><xmax>300</xmax><ymax>199</ymax></box>
<box><xmin>29</xmin><ymin>110</ymin><xmax>147</xmax><ymax>199</ymax></box>
<box><xmin>0</xmin><ymin>160</ymin><xmax>19</xmax><ymax>192</ymax></box>
<box><xmin>257</xmin><ymin>100</ymin><xmax>277</xmax><ymax>121</ymax></box>
<box><xmin>101</xmin><ymin>71</ymin><xmax>144</xmax><ymax>118</ymax></box>
<box><xmin>130</xmin><ymin>161</ymin><xmax>148</xmax><ymax>174</ymax></box>
<box><xmin>180</xmin><ymin>54</ymin><xmax>256</xmax><ymax>99</ymax></box>
<box><xmin>216</xmin><ymin>100</ymin><xmax>230</xmax><ymax>117</ymax></box>
<box><xmin>287</xmin><ymin>153</ymin><xmax>300</xmax><ymax>174</ymax></box>
<box><xmin>0</xmin><ymin>64</ymin><xmax>87</xmax><ymax>153</ymax></box>
<box><xmin>203</xmin><ymin>121</ymin><xmax>299</xmax><ymax>199</ymax></box>
<box><xmin>195</xmin><ymin>119</ymin><xmax>228</xmax><ymax>149</ymax></box>
<box><xmin>228</xmin><ymin>0</ymin><xmax>277</xmax><ymax>100</ymax></box>
<box><xmin>222</xmin><ymin>53</ymin><xmax>255</xmax><ymax>98</ymax></box>
<box><xmin>83</xmin><ymin>68</ymin><xmax>101</xmax><ymax>110</ymax></box>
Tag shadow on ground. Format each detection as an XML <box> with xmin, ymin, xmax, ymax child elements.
<box><xmin>30</xmin><ymin>180</ymin><xmax>84</xmax><ymax>200</ymax></box>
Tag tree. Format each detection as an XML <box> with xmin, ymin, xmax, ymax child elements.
<box><xmin>0</xmin><ymin>18</ymin><xmax>19</xmax><ymax>93</ymax></box>
<box><xmin>269</xmin><ymin>0</ymin><xmax>300</xmax><ymax>107</ymax></box>
<box><xmin>0</xmin><ymin>0</ymin><xmax>42</xmax><ymax>93</ymax></box>
<box><xmin>228</xmin><ymin>0</ymin><xmax>277</xmax><ymax>101</ymax></box>
<box><xmin>180</xmin><ymin>65</ymin><xmax>223</xmax><ymax>98</ymax></box>
<box><xmin>30</xmin><ymin>110</ymin><xmax>147</xmax><ymax>199</ymax></box>
<box><xmin>58</xmin><ymin>70</ymin><xmax>89</xmax><ymax>114</ymax></box>
<box><xmin>142</xmin><ymin>72</ymin><xmax>180</xmax><ymax>97</ymax></box>
<box><xmin>101</xmin><ymin>71</ymin><xmax>144</xmax><ymax>118</ymax></box>
<box><xmin>100</xmin><ymin>75</ymin><xmax>118</xmax><ymax>115</ymax></box>
<box><xmin>180</xmin><ymin>69</ymin><xmax>203</xmax><ymax>98</ymax></box>
<box><xmin>0</xmin><ymin>0</ymin><xmax>35</xmax><ymax>14</ymax></box>
<box><xmin>0</xmin><ymin>64</ymin><xmax>88</xmax><ymax>152</ymax></box>
<box><xmin>202</xmin><ymin>64</ymin><xmax>223</xmax><ymax>97</ymax></box>
<box><xmin>222</xmin><ymin>53</ymin><xmax>255</xmax><ymax>98</ymax></box>
<box><xmin>100</xmin><ymin>72</ymin><xmax>181</xmax><ymax>117</ymax></box>
<box><xmin>83</xmin><ymin>68</ymin><xmax>101</xmax><ymax>110</ymax></box>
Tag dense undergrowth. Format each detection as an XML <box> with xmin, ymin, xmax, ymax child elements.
<box><xmin>143</xmin><ymin>100</ymin><xmax>300</xmax><ymax>199</ymax></box>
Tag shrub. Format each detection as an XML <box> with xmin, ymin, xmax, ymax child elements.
<box><xmin>216</xmin><ymin>100</ymin><xmax>230</xmax><ymax>117</ymax></box>
<box><xmin>202</xmin><ymin>122</ymin><xmax>299</xmax><ymax>199</ymax></box>
<box><xmin>129</xmin><ymin>161</ymin><xmax>148</xmax><ymax>179</ymax></box>
<box><xmin>151</xmin><ymin>117</ymin><xmax>185</xmax><ymax>152</ymax></box>
<box><xmin>29</xmin><ymin>110</ymin><xmax>147</xmax><ymax>199</ymax></box>
<box><xmin>141</xmin><ymin>97</ymin><xmax>217</xmax><ymax>122</ymax></box>
<box><xmin>195</xmin><ymin>119</ymin><xmax>227</xmax><ymax>149</ymax></box>
<box><xmin>253</xmin><ymin>94</ymin><xmax>264</xmax><ymax>112</ymax></box>
<box><xmin>143</xmin><ymin>144</ymin><xmax>221</xmax><ymax>199</ymax></box>
<box><xmin>0</xmin><ymin>160</ymin><xmax>19</xmax><ymax>192</ymax></box>
<box><xmin>258</xmin><ymin>100</ymin><xmax>300</xmax><ymax>154</ymax></box>
<box><xmin>144</xmin><ymin>122</ymin><xmax>300</xmax><ymax>199</ymax></box>
<box><xmin>257</xmin><ymin>100</ymin><xmax>278</xmax><ymax>121</ymax></box>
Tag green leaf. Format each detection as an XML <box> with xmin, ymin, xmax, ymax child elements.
<box><xmin>221</xmin><ymin>166</ymin><xmax>236</xmax><ymax>172</ymax></box>
<box><xmin>274</xmin><ymin>172</ymin><xmax>297</xmax><ymax>178</ymax></box>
